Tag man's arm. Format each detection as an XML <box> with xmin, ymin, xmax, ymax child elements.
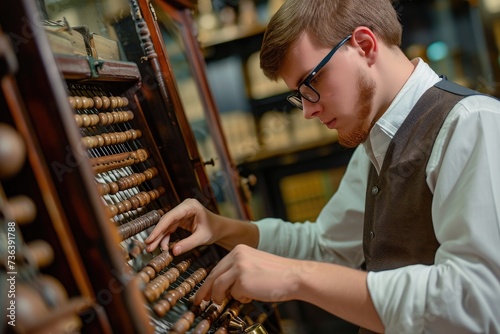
<box><xmin>194</xmin><ymin>244</ymin><xmax>385</xmax><ymax>333</ymax></box>
<box><xmin>254</xmin><ymin>145</ymin><xmax>369</xmax><ymax>265</ymax></box>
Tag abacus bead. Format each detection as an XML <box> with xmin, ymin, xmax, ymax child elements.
<box><xmin>164</xmin><ymin>271</ymin><xmax>176</xmax><ymax>283</ymax></box>
<box><xmin>74</xmin><ymin>96</ymin><xmax>82</xmax><ymax>109</ymax></box>
<box><xmin>7</xmin><ymin>195</ymin><xmax>36</xmax><ymax>225</ymax></box>
<box><xmin>183</xmin><ymin>312</ymin><xmax>196</xmax><ymax>323</ymax></box>
<box><xmin>103</xmin><ymin>134</ymin><xmax>112</xmax><ymax>146</ymax></box>
<box><xmin>109</xmin><ymin>183</ymin><xmax>119</xmax><ymax>194</ymax></box>
<box><xmin>123</xmin><ymin>200</ymin><xmax>132</xmax><ymax>211</ymax></box>
<box><xmin>111</xmin><ymin>111</ymin><xmax>119</xmax><ymax>123</ymax></box>
<box><xmin>26</xmin><ymin>240</ymin><xmax>54</xmax><ymax>269</ymax></box>
<box><xmin>152</xmin><ymin>189</ymin><xmax>162</xmax><ymax>199</ymax></box>
<box><xmin>176</xmin><ymin>261</ymin><xmax>189</xmax><ymax>272</ymax></box>
<box><xmin>68</xmin><ymin>96</ymin><xmax>75</xmax><ymax>109</ymax></box>
<box><xmin>95</xmin><ymin>136</ymin><xmax>103</xmax><ymax>147</ymax></box>
<box><xmin>185</xmin><ymin>277</ymin><xmax>197</xmax><ymax>289</ymax></box>
<box><xmin>193</xmin><ymin>319</ymin><xmax>211</xmax><ymax>334</ymax></box>
<box><xmin>81</xmin><ymin>97</ymin><xmax>89</xmax><ymax>109</ymax></box>
<box><xmin>171</xmin><ymin>318</ymin><xmax>191</xmax><ymax>333</ymax></box>
<box><xmin>81</xmin><ymin>114</ymin><xmax>91</xmax><ymax>127</ymax></box>
<box><xmin>81</xmin><ymin>137</ymin><xmax>92</xmax><ymax>148</ymax></box>
<box><xmin>108</xmin><ymin>205</ymin><xmax>118</xmax><ymax>217</ymax></box>
<box><xmin>87</xmin><ymin>97</ymin><xmax>94</xmax><ymax>108</ymax></box>
<box><xmin>116</xmin><ymin>178</ymin><xmax>128</xmax><ymax>190</ymax></box>
<box><xmin>166</xmin><ymin>290</ymin><xmax>181</xmax><ymax>304</ymax></box>
<box><xmin>138</xmin><ymin>193</ymin><xmax>148</xmax><ymax>207</ymax></box>
<box><xmin>106</xmin><ymin>113</ymin><xmax>114</xmax><ymax>124</ymax></box>
<box><xmin>158</xmin><ymin>299</ymin><xmax>171</xmax><ymax>312</ymax></box>
<box><xmin>90</xmin><ymin>114</ymin><xmax>100</xmax><ymax>126</ymax></box>
<box><xmin>145</xmin><ymin>266</ymin><xmax>156</xmax><ymax>279</ymax></box>
<box><xmin>93</xmin><ymin>96</ymin><xmax>103</xmax><ymax>109</ymax></box>
<box><xmin>109</xmin><ymin>133</ymin><xmax>117</xmax><ymax>145</ymax></box>
<box><xmin>143</xmin><ymin>289</ymin><xmax>156</xmax><ymax>303</ymax></box>
<box><xmin>101</xmin><ymin>96</ymin><xmax>110</xmax><ymax>109</ymax></box>
<box><xmin>138</xmin><ymin>271</ymin><xmax>150</xmax><ymax>284</ymax></box>
<box><xmin>74</xmin><ymin>115</ymin><xmax>83</xmax><ymax>127</ymax></box>
<box><xmin>153</xmin><ymin>302</ymin><xmax>167</xmax><ymax>317</ymax></box>
<box><xmin>121</xmin><ymin>97</ymin><xmax>129</xmax><ymax>106</ymax></box>
<box><xmin>179</xmin><ymin>282</ymin><xmax>191</xmax><ymax>293</ymax></box>
<box><xmin>116</xmin><ymin>202</ymin><xmax>126</xmax><ymax>214</ymax></box>
<box><xmin>129</xmin><ymin>197</ymin><xmax>140</xmax><ymax>209</ymax></box>
<box><xmin>98</xmin><ymin>113</ymin><xmax>108</xmax><ymax>125</ymax></box>
<box><xmin>174</xmin><ymin>285</ymin><xmax>186</xmax><ymax>296</ymax></box>
<box><xmin>136</xmin><ymin>149</ymin><xmax>148</xmax><ymax>161</ymax></box>
<box><xmin>98</xmin><ymin>183</ymin><xmax>110</xmax><ymax>195</ymax></box>
<box><xmin>110</xmin><ymin>96</ymin><xmax>118</xmax><ymax>109</ymax></box>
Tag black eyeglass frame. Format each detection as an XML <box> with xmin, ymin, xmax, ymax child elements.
<box><xmin>287</xmin><ymin>35</ymin><xmax>353</xmax><ymax>110</ymax></box>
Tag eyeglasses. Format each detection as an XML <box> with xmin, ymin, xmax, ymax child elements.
<box><xmin>287</xmin><ymin>35</ymin><xmax>352</xmax><ymax>110</ymax></box>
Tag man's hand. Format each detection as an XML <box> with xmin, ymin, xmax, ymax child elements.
<box><xmin>145</xmin><ymin>198</ymin><xmax>218</xmax><ymax>255</ymax></box>
<box><xmin>145</xmin><ymin>198</ymin><xmax>259</xmax><ymax>255</ymax></box>
<box><xmin>194</xmin><ymin>244</ymin><xmax>304</xmax><ymax>305</ymax></box>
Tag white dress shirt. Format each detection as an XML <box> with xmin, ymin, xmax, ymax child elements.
<box><xmin>253</xmin><ymin>59</ymin><xmax>500</xmax><ymax>333</ymax></box>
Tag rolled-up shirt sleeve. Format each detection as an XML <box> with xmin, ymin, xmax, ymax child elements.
<box><xmin>367</xmin><ymin>96</ymin><xmax>500</xmax><ymax>333</ymax></box>
<box><xmin>253</xmin><ymin>145</ymin><xmax>369</xmax><ymax>268</ymax></box>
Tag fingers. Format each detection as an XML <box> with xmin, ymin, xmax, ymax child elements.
<box><xmin>194</xmin><ymin>255</ymin><xmax>232</xmax><ymax>304</ymax></box>
<box><xmin>159</xmin><ymin>235</ymin><xmax>171</xmax><ymax>252</ymax></box>
<box><xmin>194</xmin><ymin>248</ymin><xmax>254</xmax><ymax>305</ymax></box>
<box><xmin>144</xmin><ymin>200</ymin><xmax>198</xmax><ymax>252</ymax></box>
<box><xmin>145</xmin><ymin>207</ymin><xmax>190</xmax><ymax>243</ymax></box>
<box><xmin>195</xmin><ymin>266</ymin><xmax>253</xmax><ymax>305</ymax></box>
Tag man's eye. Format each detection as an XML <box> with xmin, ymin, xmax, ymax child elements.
<box><xmin>311</xmin><ymin>73</ymin><xmax>321</xmax><ymax>84</ymax></box>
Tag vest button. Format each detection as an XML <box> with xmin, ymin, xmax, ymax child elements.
<box><xmin>370</xmin><ymin>231</ymin><xmax>375</xmax><ymax>239</ymax></box>
<box><xmin>371</xmin><ymin>186</ymin><xmax>379</xmax><ymax>196</ymax></box>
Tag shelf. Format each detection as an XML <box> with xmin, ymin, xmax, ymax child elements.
<box><xmin>55</xmin><ymin>55</ymin><xmax>141</xmax><ymax>82</ymax></box>
<box><xmin>199</xmin><ymin>23</ymin><xmax>266</xmax><ymax>48</ymax></box>
<box><xmin>238</xmin><ymin>136</ymin><xmax>343</xmax><ymax>170</ymax></box>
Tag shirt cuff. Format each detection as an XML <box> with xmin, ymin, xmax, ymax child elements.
<box><xmin>252</xmin><ymin>218</ymin><xmax>287</xmax><ymax>253</ymax></box>
<box><xmin>367</xmin><ymin>265</ymin><xmax>432</xmax><ymax>334</ymax></box>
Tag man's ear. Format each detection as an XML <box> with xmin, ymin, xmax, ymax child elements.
<box><xmin>351</xmin><ymin>26</ymin><xmax>378</xmax><ymax>66</ymax></box>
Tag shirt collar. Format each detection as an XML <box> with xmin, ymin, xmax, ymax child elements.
<box><xmin>363</xmin><ymin>58</ymin><xmax>441</xmax><ymax>173</ymax></box>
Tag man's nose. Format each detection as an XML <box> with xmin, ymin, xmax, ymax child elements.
<box><xmin>302</xmin><ymin>100</ymin><xmax>320</xmax><ymax>119</ymax></box>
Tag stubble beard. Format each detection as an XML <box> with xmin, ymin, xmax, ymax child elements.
<box><xmin>337</xmin><ymin>70</ymin><xmax>376</xmax><ymax>148</ymax></box>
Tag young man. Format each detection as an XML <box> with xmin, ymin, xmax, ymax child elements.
<box><xmin>145</xmin><ymin>0</ymin><xmax>500</xmax><ymax>332</ymax></box>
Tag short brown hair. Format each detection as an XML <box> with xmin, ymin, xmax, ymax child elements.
<box><xmin>260</xmin><ymin>0</ymin><xmax>403</xmax><ymax>81</ymax></box>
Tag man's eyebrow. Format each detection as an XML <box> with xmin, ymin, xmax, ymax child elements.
<box><xmin>294</xmin><ymin>69</ymin><xmax>313</xmax><ymax>88</ymax></box>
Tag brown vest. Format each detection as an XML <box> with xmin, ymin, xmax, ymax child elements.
<box><xmin>359</xmin><ymin>80</ymin><xmax>480</xmax><ymax>334</ymax></box>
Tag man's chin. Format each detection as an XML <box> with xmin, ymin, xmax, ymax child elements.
<box><xmin>338</xmin><ymin>132</ymin><xmax>367</xmax><ymax>148</ymax></box>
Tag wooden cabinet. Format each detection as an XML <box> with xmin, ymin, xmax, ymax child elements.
<box><xmin>0</xmin><ymin>0</ymin><xmax>281</xmax><ymax>333</ymax></box>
